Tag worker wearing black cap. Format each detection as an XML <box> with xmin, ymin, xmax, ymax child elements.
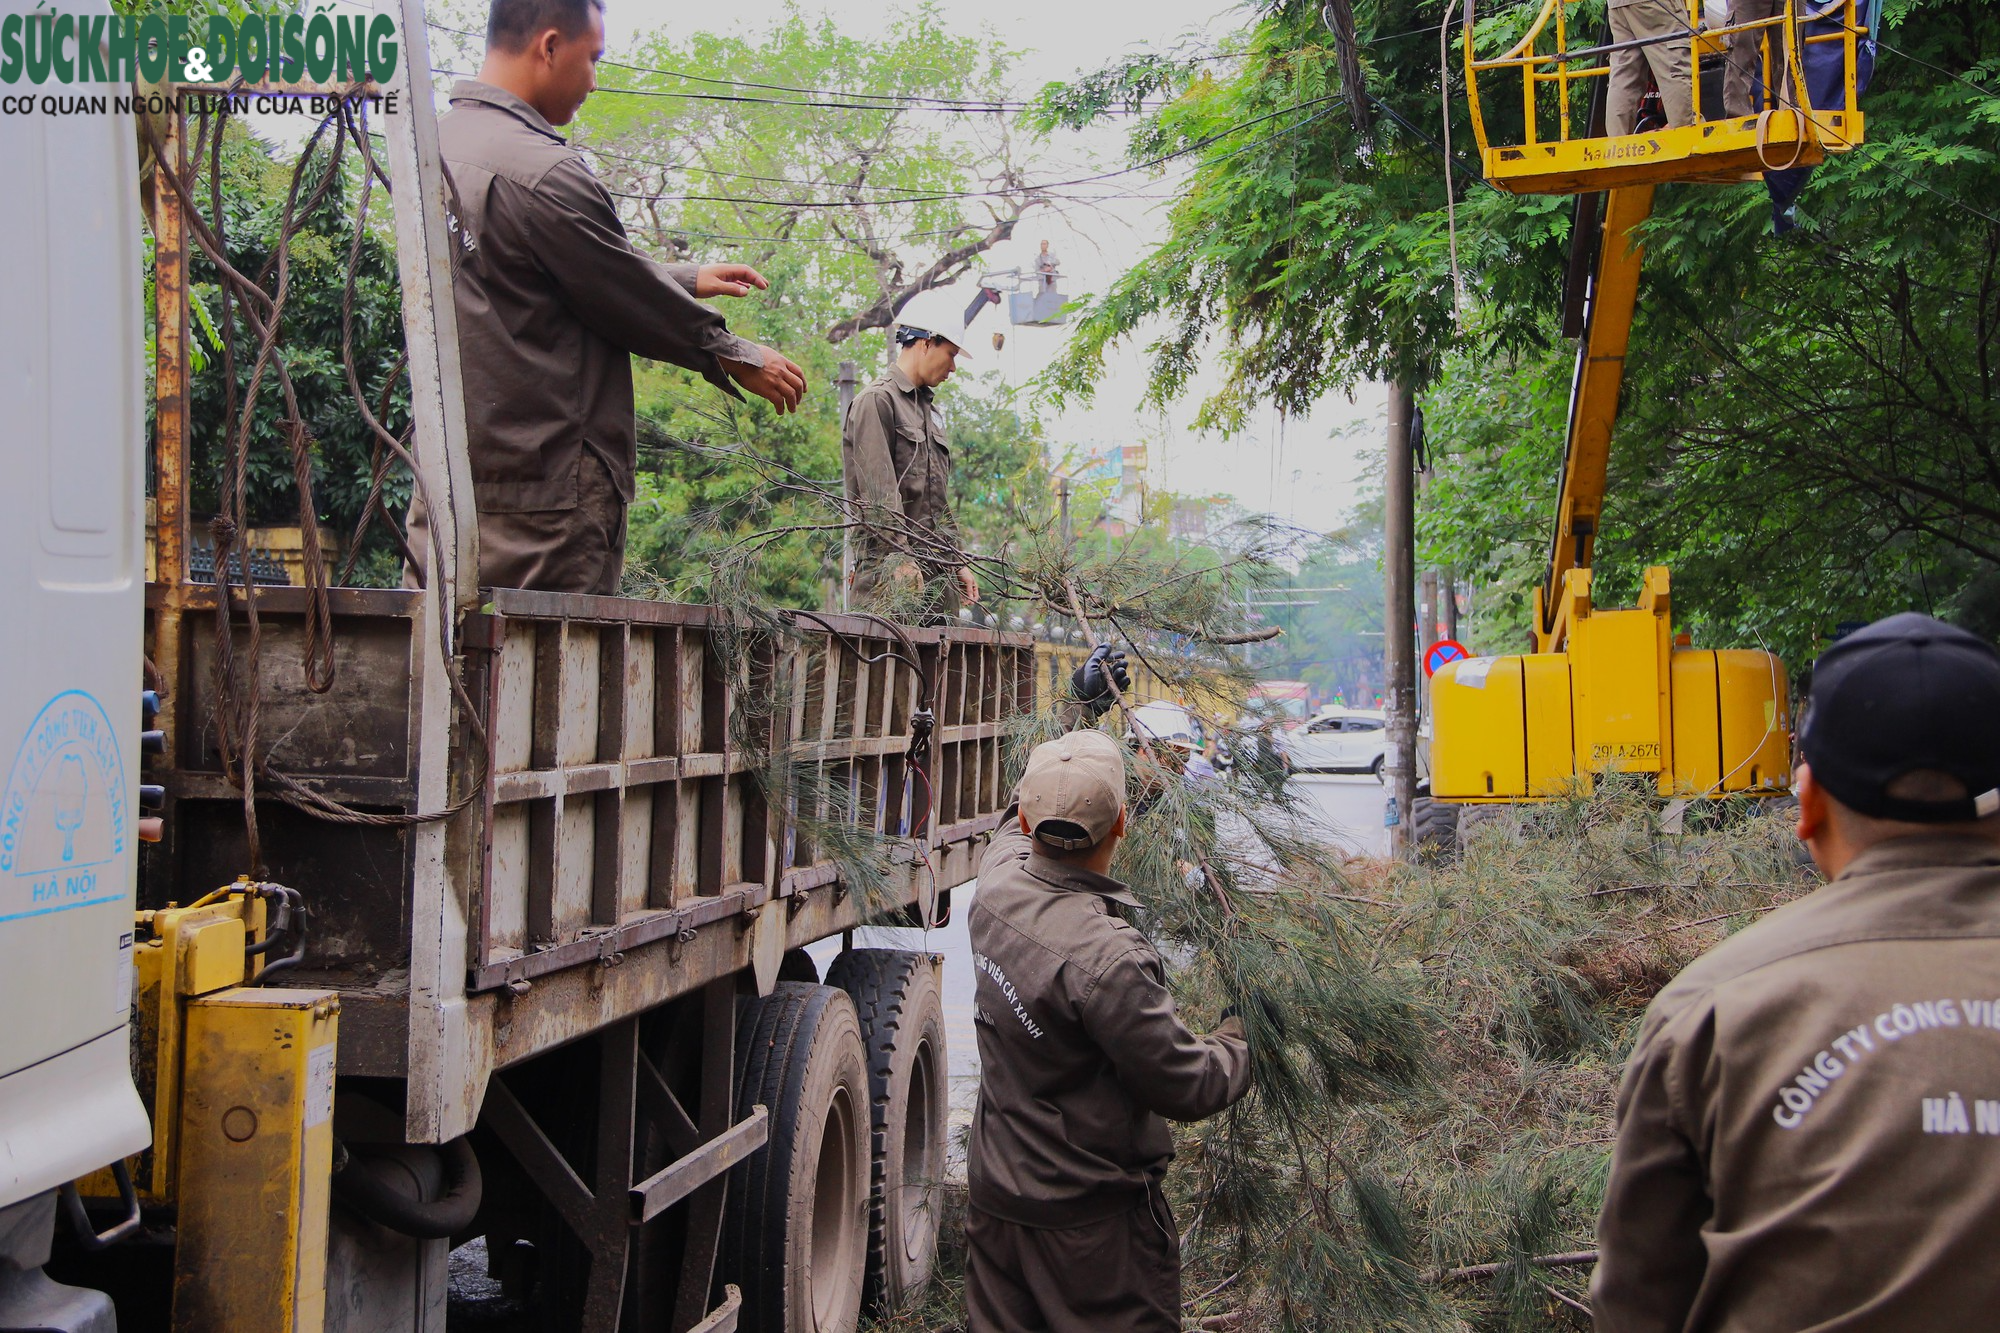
<box><xmin>1594</xmin><ymin>612</ymin><xmax>2000</xmax><ymax>1332</ymax></box>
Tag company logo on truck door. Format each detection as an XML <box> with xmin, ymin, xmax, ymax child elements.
<box><xmin>0</xmin><ymin>6</ymin><xmax>400</xmax><ymax>86</ymax></box>
<box><xmin>0</xmin><ymin>690</ymin><xmax>127</xmax><ymax>924</ymax></box>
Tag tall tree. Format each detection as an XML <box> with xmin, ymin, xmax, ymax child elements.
<box><xmin>430</xmin><ymin>10</ymin><xmax>1063</xmax><ymax>605</ymax></box>
<box><xmin>1417</xmin><ymin>0</ymin><xmax>2000</xmax><ymax>662</ymax></box>
<box><xmin>1027</xmin><ymin>0</ymin><xmax>1566</xmax><ymax>425</ymax></box>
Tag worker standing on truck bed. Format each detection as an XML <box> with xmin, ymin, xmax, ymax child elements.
<box><xmin>964</xmin><ymin>648</ymin><xmax>1252</xmax><ymax>1332</ymax></box>
<box><xmin>842</xmin><ymin>289</ymin><xmax>980</xmax><ymax>617</ymax></box>
<box><xmin>408</xmin><ymin>0</ymin><xmax>809</xmax><ymax>595</ymax></box>
<box><xmin>1594</xmin><ymin>613</ymin><xmax>2000</xmax><ymax>1331</ymax></box>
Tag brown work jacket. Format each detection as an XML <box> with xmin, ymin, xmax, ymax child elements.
<box><xmin>841</xmin><ymin>366</ymin><xmax>960</xmax><ymax>597</ymax></box>
<box><xmin>1594</xmin><ymin>833</ymin><xmax>2000</xmax><ymax>1332</ymax></box>
<box><xmin>437</xmin><ymin>80</ymin><xmax>762</xmax><ymax>515</ymax></box>
<box><xmin>967</xmin><ymin>801</ymin><xmax>1251</xmax><ymax>1227</ymax></box>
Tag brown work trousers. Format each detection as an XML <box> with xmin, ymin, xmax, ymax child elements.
<box><xmin>963</xmin><ymin>1185</ymin><xmax>1180</xmax><ymax>1333</ymax></box>
<box><xmin>1607</xmin><ymin>0</ymin><xmax>1695</xmax><ymax>135</ymax></box>
<box><xmin>1724</xmin><ymin>0</ymin><xmax>1791</xmax><ymax>116</ymax></box>
<box><xmin>405</xmin><ymin>451</ymin><xmax>629</xmax><ymax>596</ymax></box>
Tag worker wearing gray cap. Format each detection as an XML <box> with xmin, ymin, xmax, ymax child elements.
<box><xmin>964</xmin><ymin>691</ymin><xmax>1251</xmax><ymax>1331</ymax></box>
<box><xmin>1594</xmin><ymin>613</ymin><xmax>2000</xmax><ymax>1331</ymax></box>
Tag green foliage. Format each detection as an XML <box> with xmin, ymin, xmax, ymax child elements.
<box><xmin>432</xmin><ymin>5</ymin><xmax>1060</xmax><ymax>607</ymax></box>
<box><xmin>1415</xmin><ymin>331</ymin><xmax>1571</xmax><ymax>655</ymax></box>
<box><xmin>869</xmin><ymin>785</ymin><xmax>1814</xmax><ymax>1329</ymax></box>
<box><xmin>1417</xmin><ymin>0</ymin><xmax>2000</xmax><ymax>663</ymax></box>
<box><xmin>1030</xmin><ymin>0</ymin><xmax>1575</xmax><ymax>428</ymax></box>
<box><xmin>1248</xmin><ymin>535</ymin><xmax>1392</xmax><ymax>704</ymax></box>
<box><xmin>176</xmin><ymin>117</ymin><xmax>411</xmax><ymax>579</ymax></box>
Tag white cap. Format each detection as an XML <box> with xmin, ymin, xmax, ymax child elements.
<box><xmin>893</xmin><ymin>289</ymin><xmax>975</xmax><ymax>358</ymax></box>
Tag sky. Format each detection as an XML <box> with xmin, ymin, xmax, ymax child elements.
<box><xmin>587</xmin><ymin>0</ymin><xmax>1390</xmax><ymax>536</ymax></box>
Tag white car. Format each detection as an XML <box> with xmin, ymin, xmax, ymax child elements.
<box><xmin>1125</xmin><ymin>700</ymin><xmax>1203</xmax><ymax>751</ymax></box>
<box><xmin>1285</xmin><ymin>709</ymin><xmax>1432</xmax><ymax>781</ymax></box>
<box><xmin>1286</xmin><ymin>708</ymin><xmax>1389</xmax><ymax>776</ymax></box>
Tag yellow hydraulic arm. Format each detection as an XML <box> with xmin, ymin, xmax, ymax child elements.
<box><xmin>1535</xmin><ymin>184</ymin><xmax>1655</xmax><ymax>654</ymax></box>
<box><xmin>1427</xmin><ymin>178</ymin><xmax>1791</xmax><ymax>802</ymax></box>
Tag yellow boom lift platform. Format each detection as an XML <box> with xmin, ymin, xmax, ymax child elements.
<box><xmin>1426</xmin><ymin>0</ymin><xmax>1869</xmax><ymax>809</ymax></box>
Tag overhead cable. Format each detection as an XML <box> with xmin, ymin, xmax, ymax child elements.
<box><xmin>606</xmin><ymin>94</ymin><xmax>1346</xmax><ymax>209</ymax></box>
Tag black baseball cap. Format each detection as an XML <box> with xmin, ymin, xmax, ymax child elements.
<box><xmin>1800</xmin><ymin>613</ymin><xmax>2000</xmax><ymax>823</ymax></box>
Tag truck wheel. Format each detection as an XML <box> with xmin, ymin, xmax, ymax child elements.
<box><xmin>825</xmin><ymin>950</ymin><xmax>948</xmax><ymax>1311</ymax></box>
<box><xmin>1409</xmin><ymin>796</ymin><xmax>1459</xmax><ymax>857</ymax></box>
<box><xmin>724</xmin><ymin>983</ymin><xmax>870</xmax><ymax>1333</ymax></box>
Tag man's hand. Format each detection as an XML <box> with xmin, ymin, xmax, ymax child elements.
<box><xmin>1221</xmin><ymin>992</ymin><xmax>1285</xmax><ymax>1039</ymax></box>
<box><xmin>1070</xmin><ymin>644</ymin><xmax>1131</xmax><ymax>717</ymax></box>
<box><xmin>721</xmin><ymin>345</ymin><xmax>807</xmax><ymax>415</ymax></box>
<box><xmin>693</xmin><ymin>263</ymin><xmax>769</xmax><ymax>299</ymax></box>
<box><xmin>959</xmin><ymin>566</ymin><xmax>981</xmax><ymax>605</ymax></box>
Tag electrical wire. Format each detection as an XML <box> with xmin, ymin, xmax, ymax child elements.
<box><xmin>1873</xmin><ymin>36</ymin><xmax>2000</xmax><ymax>100</ymax></box>
<box><xmin>595</xmin><ymin>95</ymin><xmax>1345</xmax><ymax>210</ymax></box>
<box><xmin>427</xmin><ymin>23</ymin><xmax>1141</xmax><ymax>114</ymax></box>
<box><xmin>1363</xmin><ymin>91</ymin><xmax>1506</xmax><ymax>194</ymax></box>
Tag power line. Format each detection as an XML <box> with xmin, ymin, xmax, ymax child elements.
<box><xmin>426</xmin><ymin>10</ymin><xmax>1495</xmax><ymax>118</ymax></box>
<box><xmin>602</xmin><ymin>94</ymin><xmax>1345</xmax><ymax>210</ymax></box>
<box><xmin>579</xmin><ymin>142</ymin><xmax>1034</xmax><ymax>198</ymax></box>
<box><xmin>427</xmin><ymin>22</ymin><xmax>1156</xmax><ymax>114</ymax></box>
<box><xmin>1874</xmin><ymin>35</ymin><xmax>2000</xmax><ymax>101</ymax></box>
<box><xmin>431</xmin><ymin>66</ymin><xmax>1032</xmax><ymax>113</ymax></box>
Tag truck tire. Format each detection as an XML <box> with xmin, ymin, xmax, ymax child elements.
<box><xmin>723</xmin><ymin>983</ymin><xmax>870</xmax><ymax>1333</ymax></box>
<box><xmin>1409</xmin><ymin>797</ymin><xmax>1459</xmax><ymax>856</ymax></box>
<box><xmin>1455</xmin><ymin>802</ymin><xmax>1513</xmax><ymax>846</ymax></box>
<box><xmin>825</xmin><ymin>950</ymin><xmax>948</xmax><ymax>1311</ymax></box>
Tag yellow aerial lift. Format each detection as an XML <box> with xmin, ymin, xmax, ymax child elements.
<box><xmin>1425</xmin><ymin>0</ymin><xmax>1870</xmax><ymax>821</ymax></box>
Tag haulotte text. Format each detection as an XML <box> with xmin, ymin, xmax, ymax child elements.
<box><xmin>0</xmin><ymin>7</ymin><xmax>401</xmax><ymax>86</ymax></box>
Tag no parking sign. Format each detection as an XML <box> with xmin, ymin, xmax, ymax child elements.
<box><xmin>1424</xmin><ymin>639</ymin><xmax>1470</xmax><ymax>677</ymax></box>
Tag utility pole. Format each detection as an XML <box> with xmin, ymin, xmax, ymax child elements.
<box><xmin>1442</xmin><ymin>568</ymin><xmax>1459</xmax><ymax>641</ymax></box>
<box><xmin>836</xmin><ymin>360</ymin><xmax>857</xmax><ymax>611</ymax></box>
<box><xmin>1058</xmin><ymin>476</ymin><xmax>1074</xmax><ymax>548</ymax></box>
<box><xmin>1384</xmin><ymin>381</ymin><xmax>1418</xmax><ymax>855</ymax></box>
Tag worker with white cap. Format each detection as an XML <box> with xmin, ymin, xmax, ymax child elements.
<box><xmin>841</xmin><ymin>289</ymin><xmax>981</xmax><ymax>617</ymax></box>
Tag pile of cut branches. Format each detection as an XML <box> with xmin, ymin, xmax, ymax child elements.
<box><xmin>872</xmin><ymin>782</ymin><xmax>1816</xmax><ymax>1331</ymax></box>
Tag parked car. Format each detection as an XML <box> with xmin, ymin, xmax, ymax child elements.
<box><xmin>1285</xmin><ymin>709</ymin><xmax>1432</xmax><ymax>782</ymax></box>
<box><xmin>1286</xmin><ymin>708</ymin><xmax>1389</xmax><ymax>776</ymax></box>
<box><xmin>1126</xmin><ymin>700</ymin><xmax>1203</xmax><ymax>750</ymax></box>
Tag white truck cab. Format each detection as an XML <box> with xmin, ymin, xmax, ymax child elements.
<box><xmin>0</xmin><ymin>32</ymin><xmax>155</xmax><ymax>1326</ymax></box>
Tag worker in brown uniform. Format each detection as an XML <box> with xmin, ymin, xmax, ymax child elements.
<box><xmin>965</xmin><ymin>648</ymin><xmax>1252</xmax><ymax>1332</ymax></box>
<box><xmin>1594</xmin><ymin>612</ymin><xmax>2000</xmax><ymax>1331</ymax></box>
<box><xmin>408</xmin><ymin>0</ymin><xmax>808</xmax><ymax>595</ymax></box>
<box><xmin>841</xmin><ymin>289</ymin><xmax>980</xmax><ymax>617</ymax></box>
<box><xmin>1606</xmin><ymin>0</ymin><xmax>1695</xmax><ymax>135</ymax></box>
<box><xmin>1723</xmin><ymin>0</ymin><xmax>1790</xmax><ymax>116</ymax></box>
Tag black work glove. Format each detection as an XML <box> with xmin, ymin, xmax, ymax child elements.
<box><xmin>1221</xmin><ymin>992</ymin><xmax>1286</xmax><ymax>1039</ymax></box>
<box><xmin>1070</xmin><ymin>645</ymin><xmax>1131</xmax><ymax>717</ymax></box>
